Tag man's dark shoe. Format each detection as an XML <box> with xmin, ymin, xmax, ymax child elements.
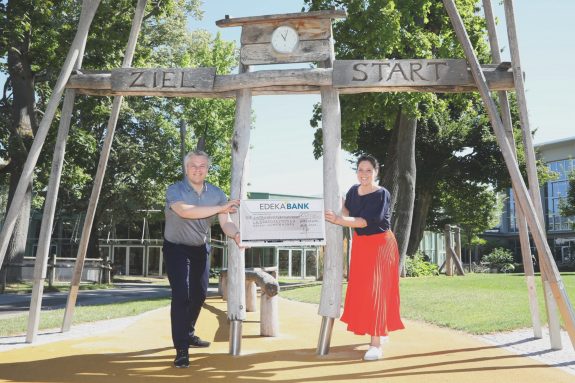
<box><xmin>189</xmin><ymin>335</ymin><xmax>210</xmax><ymax>348</ymax></box>
<box><xmin>173</xmin><ymin>348</ymin><xmax>189</xmax><ymax>368</ymax></box>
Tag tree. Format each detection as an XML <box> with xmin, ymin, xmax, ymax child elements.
<box><xmin>305</xmin><ymin>0</ymin><xmax>493</xmax><ymax>271</ymax></box>
<box><xmin>430</xmin><ymin>181</ymin><xmax>503</xmax><ymax>263</ymax></box>
<box><xmin>0</xmin><ymin>1</ymin><xmax>237</xmax><ymax>279</ymax></box>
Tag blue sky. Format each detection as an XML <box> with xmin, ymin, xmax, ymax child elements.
<box><xmin>194</xmin><ymin>1</ymin><xmax>575</xmax><ymax>196</ymax></box>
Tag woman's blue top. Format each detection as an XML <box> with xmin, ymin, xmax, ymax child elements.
<box><xmin>344</xmin><ymin>184</ymin><xmax>391</xmax><ymax>236</ymax></box>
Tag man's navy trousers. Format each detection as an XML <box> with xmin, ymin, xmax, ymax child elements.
<box><xmin>163</xmin><ymin>239</ymin><xmax>209</xmax><ymax>349</ymax></box>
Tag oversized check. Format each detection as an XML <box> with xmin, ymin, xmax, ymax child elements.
<box><xmin>240</xmin><ymin>199</ymin><xmax>326</xmax><ymax>247</ymax></box>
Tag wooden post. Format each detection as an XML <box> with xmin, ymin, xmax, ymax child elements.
<box><xmin>482</xmin><ymin>0</ymin><xmax>542</xmax><ymax>340</ymax></box>
<box><xmin>245</xmin><ymin>280</ymin><xmax>257</xmax><ymax>312</ymax></box>
<box><xmin>443</xmin><ymin>0</ymin><xmax>575</xmax><ymax>348</ymax></box>
<box><xmin>260</xmin><ymin>294</ymin><xmax>279</xmax><ymax>337</ymax></box>
<box><xmin>502</xmin><ymin>0</ymin><xmax>561</xmax><ymax>349</ymax></box>
<box><xmin>26</xmin><ymin>0</ymin><xmax>96</xmax><ymax>341</ymax></box>
<box><xmin>180</xmin><ymin>120</ymin><xmax>187</xmax><ymax>175</ymax></box>
<box><xmin>62</xmin><ymin>0</ymin><xmax>148</xmax><ymax>332</ymax></box>
<box><xmin>27</xmin><ymin>90</ymin><xmax>81</xmax><ymax>342</ymax></box>
<box><xmin>0</xmin><ymin>0</ymin><xmax>101</xmax><ymax>267</ymax></box>
<box><xmin>317</xmin><ymin>21</ymin><xmax>344</xmax><ymax>355</ymax></box>
<box><xmin>444</xmin><ymin>225</ymin><xmax>453</xmax><ymax>276</ymax></box>
<box><xmin>227</xmin><ymin>62</ymin><xmax>251</xmax><ymax>355</ymax></box>
<box><xmin>454</xmin><ymin>226</ymin><xmax>462</xmax><ymax>266</ymax></box>
<box><xmin>219</xmin><ymin>270</ymin><xmax>228</xmax><ymax>300</ymax></box>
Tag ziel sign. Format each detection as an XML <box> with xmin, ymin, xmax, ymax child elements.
<box><xmin>111</xmin><ymin>67</ymin><xmax>216</xmax><ymax>93</ymax></box>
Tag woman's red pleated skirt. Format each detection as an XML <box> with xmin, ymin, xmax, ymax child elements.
<box><xmin>340</xmin><ymin>230</ymin><xmax>405</xmax><ymax>336</ymax></box>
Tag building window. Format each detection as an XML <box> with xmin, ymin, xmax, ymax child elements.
<box><xmin>546</xmin><ymin>158</ymin><xmax>575</xmax><ymax>232</ymax></box>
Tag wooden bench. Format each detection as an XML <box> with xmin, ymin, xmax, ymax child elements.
<box><xmin>219</xmin><ymin>267</ymin><xmax>279</xmax><ymax>336</ymax></box>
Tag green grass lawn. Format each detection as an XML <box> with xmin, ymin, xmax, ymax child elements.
<box><xmin>0</xmin><ymin>298</ymin><xmax>170</xmax><ymax>337</ymax></box>
<box><xmin>2</xmin><ymin>273</ymin><xmax>573</xmax><ymax>337</ymax></box>
<box><xmin>281</xmin><ymin>272</ymin><xmax>575</xmax><ymax>334</ymax></box>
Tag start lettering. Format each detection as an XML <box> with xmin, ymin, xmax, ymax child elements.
<box><xmin>352</xmin><ymin>61</ymin><xmax>448</xmax><ymax>83</ymax></box>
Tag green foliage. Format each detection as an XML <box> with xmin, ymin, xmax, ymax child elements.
<box><xmin>431</xmin><ymin>181</ymin><xmax>502</xmax><ymax>247</ymax></box>
<box><xmin>482</xmin><ymin>247</ymin><xmax>514</xmax><ymax>271</ymax></box>
<box><xmin>305</xmin><ymin>0</ymin><xmax>491</xmax><ymax>156</ymax></box>
<box><xmin>1</xmin><ymin>1</ymin><xmax>237</xmax><ymax>242</ymax></box>
<box><xmin>404</xmin><ymin>251</ymin><xmax>439</xmax><ymax>277</ymax></box>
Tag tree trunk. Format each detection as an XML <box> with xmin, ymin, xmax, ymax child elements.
<box><xmin>406</xmin><ymin>183</ymin><xmax>435</xmax><ymax>257</ymax></box>
<box><xmin>2</xmin><ymin>19</ymin><xmax>38</xmax><ymax>282</ymax></box>
<box><xmin>380</xmin><ymin>112</ymin><xmax>401</xmax><ymax>211</ymax></box>
<box><xmin>393</xmin><ymin>112</ymin><xmax>417</xmax><ymax>275</ymax></box>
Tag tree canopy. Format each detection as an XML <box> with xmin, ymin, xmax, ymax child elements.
<box><xmin>0</xmin><ymin>0</ymin><xmax>238</xmax><ymax>265</ymax></box>
<box><xmin>304</xmin><ymin>0</ymin><xmax>529</xmax><ymax>259</ymax></box>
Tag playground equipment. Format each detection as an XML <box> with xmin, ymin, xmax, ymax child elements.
<box><xmin>0</xmin><ymin>0</ymin><xmax>573</xmax><ymax>354</ymax></box>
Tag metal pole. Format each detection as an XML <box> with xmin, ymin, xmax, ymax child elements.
<box><xmin>317</xmin><ymin>316</ymin><xmax>335</xmax><ymax>355</ymax></box>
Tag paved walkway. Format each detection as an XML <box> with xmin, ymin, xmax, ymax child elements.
<box><xmin>0</xmin><ymin>284</ymin><xmax>171</xmax><ymax>317</ymax></box>
<box><xmin>0</xmin><ymin>296</ymin><xmax>574</xmax><ymax>383</ymax></box>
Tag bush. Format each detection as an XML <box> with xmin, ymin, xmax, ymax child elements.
<box><xmin>482</xmin><ymin>247</ymin><xmax>514</xmax><ymax>272</ymax></box>
<box><xmin>404</xmin><ymin>252</ymin><xmax>439</xmax><ymax>277</ymax></box>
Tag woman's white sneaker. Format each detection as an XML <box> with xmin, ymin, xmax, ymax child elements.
<box><xmin>363</xmin><ymin>346</ymin><xmax>382</xmax><ymax>361</ymax></box>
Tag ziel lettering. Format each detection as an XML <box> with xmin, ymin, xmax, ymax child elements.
<box><xmin>128</xmin><ymin>70</ymin><xmax>198</xmax><ymax>88</ymax></box>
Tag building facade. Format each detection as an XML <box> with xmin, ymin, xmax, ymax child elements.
<box><xmin>484</xmin><ymin>136</ymin><xmax>575</xmax><ymax>266</ymax></box>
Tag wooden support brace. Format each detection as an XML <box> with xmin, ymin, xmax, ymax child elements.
<box><xmin>443</xmin><ymin>0</ymin><xmax>575</xmax><ymax>349</ymax></box>
<box><xmin>482</xmin><ymin>0</ymin><xmax>542</xmax><ymax>340</ymax></box>
<box><xmin>62</xmin><ymin>0</ymin><xmax>148</xmax><ymax>332</ymax></box>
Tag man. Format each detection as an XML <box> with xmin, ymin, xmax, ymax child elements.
<box><xmin>163</xmin><ymin>150</ymin><xmax>241</xmax><ymax>368</ymax></box>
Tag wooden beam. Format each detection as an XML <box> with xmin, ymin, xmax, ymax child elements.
<box><xmin>443</xmin><ymin>0</ymin><xmax>575</xmax><ymax>349</ymax></box>
<box><xmin>241</xmin><ymin>19</ymin><xmax>331</xmax><ymax>44</ymax></box>
<box><xmin>503</xmin><ymin>0</ymin><xmax>562</xmax><ymax>349</ymax></box>
<box><xmin>482</xmin><ymin>0</ymin><xmax>543</xmax><ymax>341</ymax></box>
<box><xmin>240</xmin><ymin>40</ymin><xmax>331</xmax><ymax>65</ymax></box>
<box><xmin>215</xmin><ymin>10</ymin><xmax>347</xmax><ymax>28</ymax></box>
<box><xmin>62</xmin><ymin>0</ymin><xmax>148</xmax><ymax>332</ymax></box>
<box><xmin>0</xmin><ymin>0</ymin><xmax>102</xmax><ymax>268</ymax></box>
<box><xmin>66</xmin><ymin>64</ymin><xmax>514</xmax><ymax>96</ymax></box>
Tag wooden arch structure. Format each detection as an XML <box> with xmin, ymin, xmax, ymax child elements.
<box><xmin>0</xmin><ymin>0</ymin><xmax>574</xmax><ymax>355</ymax></box>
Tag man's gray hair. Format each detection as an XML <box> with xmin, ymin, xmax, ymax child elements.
<box><xmin>184</xmin><ymin>150</ymin><xmax>212</xmax><ymax>168</ymax></box>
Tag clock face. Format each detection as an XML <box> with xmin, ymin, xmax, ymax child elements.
<box><xmin>271</xmin><ymin>26</ymin><xmax>299</xmax><ymax>54</ymax></box>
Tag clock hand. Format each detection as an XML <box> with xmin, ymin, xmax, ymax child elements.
<box><xmin>281</xmin><ymin>31</ymin><xmax>287</xmax><ymax>41</ymax></box>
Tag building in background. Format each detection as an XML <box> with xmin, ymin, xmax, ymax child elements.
<box><xmin>484</xmin><ymin>136</ymin><xmax>575</xmax><ymax>266</ymax></box>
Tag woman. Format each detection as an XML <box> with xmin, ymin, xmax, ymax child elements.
<box><xmin>325</xmin><ymin>154</ymin><xmax>404</xmax><ymax>361</ymax></box>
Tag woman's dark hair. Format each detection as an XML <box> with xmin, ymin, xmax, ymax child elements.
<box><xmin>356</xmin><ymin>154</ymin><xmax>379</xmax><ymax>172</ymax></box>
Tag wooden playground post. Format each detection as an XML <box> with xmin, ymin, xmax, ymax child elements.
<box><xmin>502</xmin><ymin>0</ymin><xmax>562</xmax><ymax>349</ymax></box>
<box><xmin>444</xmin><ymin>225</ymin><xmax>453</xmax><ymax>276</ymax></box>
<box><xmin>482</xmin><ymin>0</ymin><xmax>543</xmax><ymax>341</ymax></box>
<box><xmin>317</xmin><ymin>19</ymin><xmax>344</xmax><ymax>356</ymax></box>
<box><xmin>227</xmin><ymin>62</ymin><xmax>251</xmax><ymax>355</ymax></box>
<box><xmin>62</xmin><ymin>0</ymin><xmax>148</xmax><ymax>332</ymax></box>
<box><xmin>26</xmin><ymin>59</ymin><xmax>86</xmax><ymax>344</ymax></box>
<box><xmin>443</xmin><ymin>0</ymin><xmax>575</xmax><ymax>348</ymax></box>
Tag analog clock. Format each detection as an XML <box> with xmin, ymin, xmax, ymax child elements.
<box><xmin>271</xmin><ymin>25</ymin><xmax>299</xmax><ymax>54</ymax></box>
